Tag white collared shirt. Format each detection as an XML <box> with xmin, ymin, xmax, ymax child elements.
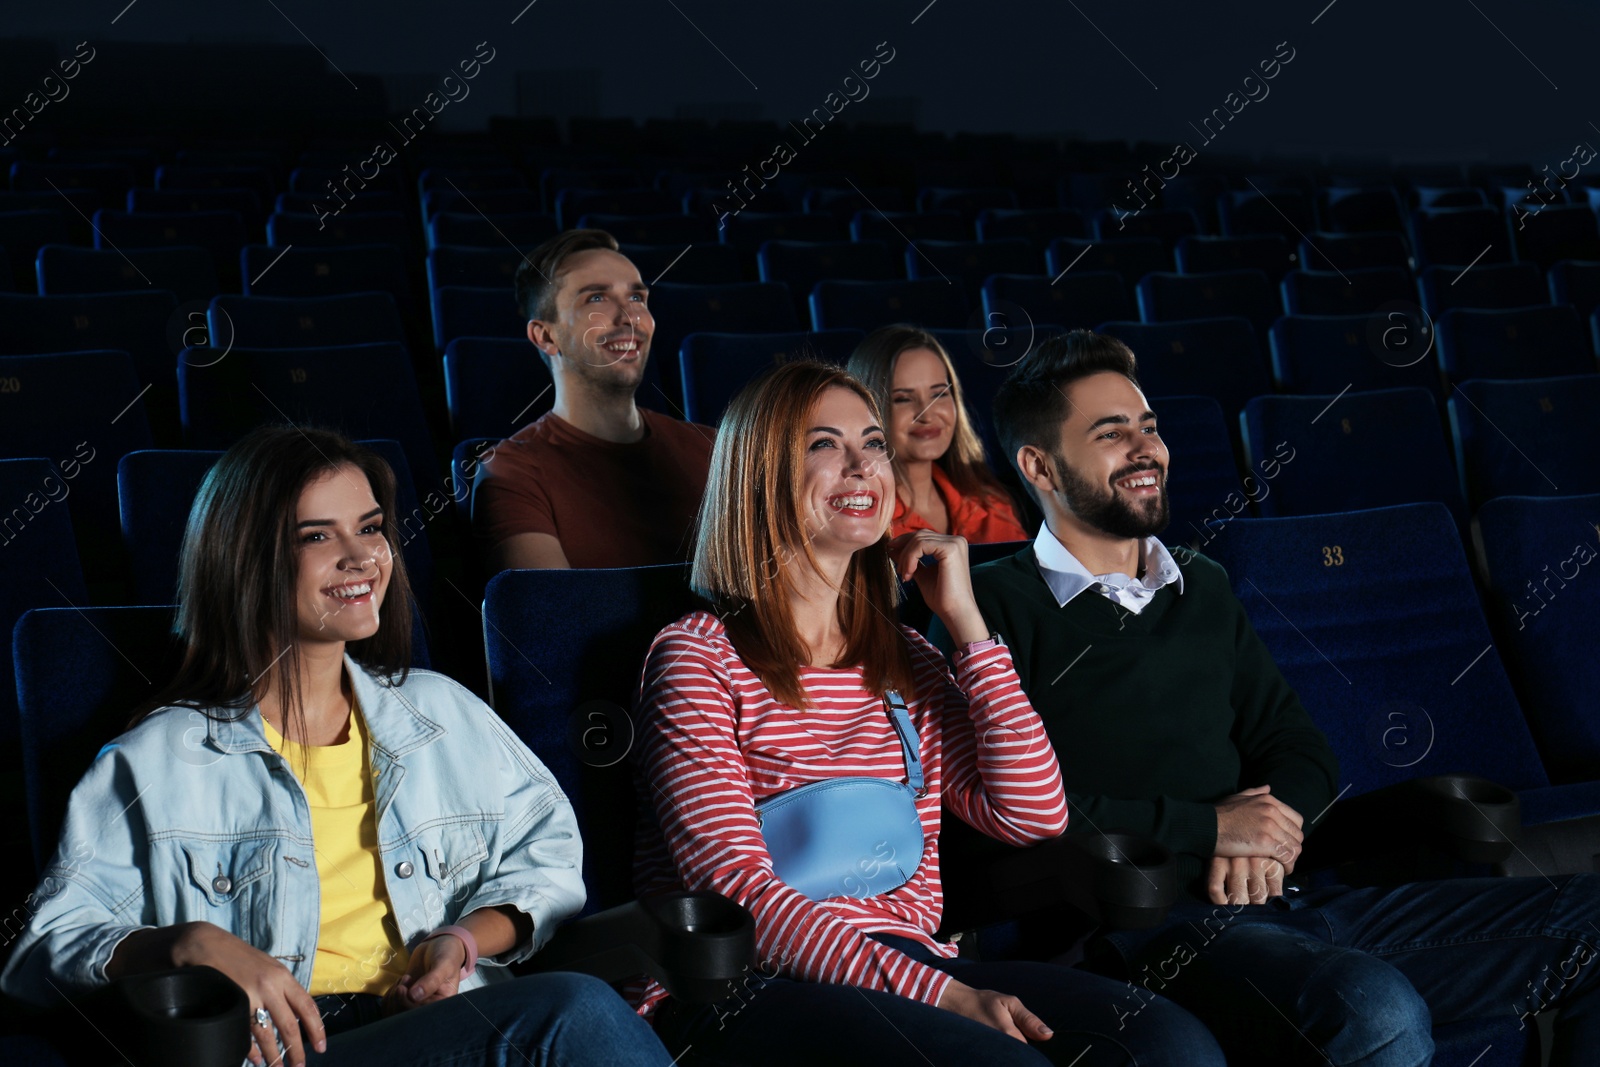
<box><xmin>1032</xmin><ymin>524</ymin><xmax>1185</xmax><ymax>614</ymax></box>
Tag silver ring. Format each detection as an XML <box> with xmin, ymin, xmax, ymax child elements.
<box><xmin>254</xmin><ymin>1007</ymin><xmax>271</xmax><ymax>1027</ymax></box>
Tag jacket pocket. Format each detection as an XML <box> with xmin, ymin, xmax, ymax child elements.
<box><xmin>414</xmin><ymin>822</ymin><xmax>490</xmax><ymax>897</ymax></box>
<box><xmin>181</xmin><ymin>839</ymin><xmax>277</xmax><ymax>943</ymax></box>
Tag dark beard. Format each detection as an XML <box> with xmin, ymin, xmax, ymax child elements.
<box><xmin>1054</xmin><ymin>451</ymin><xmax>1171</xmax><ymax>539</ymax></box>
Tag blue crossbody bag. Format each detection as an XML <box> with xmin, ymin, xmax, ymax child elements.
<box><xmin>753</xmin><ymin>690</ymin><xmax>926</xmax><ymax>901</ymax></box>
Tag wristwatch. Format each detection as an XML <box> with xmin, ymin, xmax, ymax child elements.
<box><xmin>956</xmin><ymin>632</ymin><xmax>1005</xmax><ymax>660</ymax></box>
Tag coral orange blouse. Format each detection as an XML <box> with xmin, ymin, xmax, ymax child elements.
<box><xmin>891</xmin><ymin>464</ymin><xmax>1031</xmax><ymax>544</ymax></box>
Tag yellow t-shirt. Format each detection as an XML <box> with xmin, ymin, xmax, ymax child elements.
<box><xmin>264</xmin><ymin>701</ymin><xmax>409</xmax><ymax>995</ymax></box>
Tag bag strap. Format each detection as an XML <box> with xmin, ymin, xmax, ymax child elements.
<box><xmin>883</xmin><ymin>691</ymin><xmax>925</xmax><ymax>797</ymax></box>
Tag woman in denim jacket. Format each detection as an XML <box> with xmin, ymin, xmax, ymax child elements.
<box><xmin>0</xmin><ymin>426</ymin><xmax>671</xmax><ymax>1067</ymax></box>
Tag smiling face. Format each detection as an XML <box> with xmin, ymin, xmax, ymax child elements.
<box><xmin>887</xmin><ymin>346</ymin><xmax>957</xmax><ymax>467</ymax></box>
<box><xmin>798</xmin><ymin>385</ymin><xmax>895</xmax><ymax>564</ymax></box>
<box><xmin>294</xmin><ymin>463</ymin><xmax>393</xmax><ymax>647</ymax></box>
<box><xmin>531</xmin><ymin>247</ymin><xmax>654</xmax><ymax>396</ymax></box>
<box><xmin>1048</xmin><ymin>371</ymin><xmax>1171</xmax><ymax>538</ymax></box>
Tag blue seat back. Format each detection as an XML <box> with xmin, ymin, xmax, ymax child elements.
<box><xmin>1045</xmin><ymin>237</ymin><xmax>1170</xmax><ymax>289</ymax></box>
<box><xmin>430</xmin><ymin>285</ymin><xmax>523</xmax><ymax>351</ymax></box>
<box><xmin>483</xmin><ymin>565</ymin><xmax>699</xmax><ymax>913</ymax></box>
<box><xmin>1268</xmin><ymin>312</ymin><xmax>1443</xmax><ymax>400</ymax></box>
<box><xmin>1279</xmin><ymin>267</ymin><xmax>1414</xmax><ymax>316</ymax></box>
<box><xmin>1296</xmin><ymin>231</ymin><xmax>1410</xmax><ymax>272</ymax></box>
<box><xmin>1241</xmin><ymin>388</ymin><xmax>1463</xmax><ymax>523</ymax></box>
<box><xmin>442</xmin><ymin>336</ymin><xmax>556</xmax><ymax>441</ymax></box>
<box><xmin>578</xmin><ymin>213</ymin><xmax>718</xmax><ymax>246</ymax></box>
<box><xmin>679</xmin><ymin>330</ymin><xmax>862</xmax><ymax>425</ymax></box>
<box><xmin>209</xmin><ymin>292</ymin><xmax>405</xmax><ymax>350</ymax></box>
<box><xmin>905</xmin><ymin>239</ymin><xmax>1038</xmax><ymax>294</ymax></box>
<box><xmin>1175</xmin><ymin>234</ymin><xmax>1294</xmax><ymax>280</ymax></box>
<box><xmin>648</xmin><ymin>281</ymin><xmax>799</xmax><ymax>404</ymax></box>
<box><xmin>0</xmin><ymin>350</ymin><xmax>154</xmax><ymax>547</ymax></box>
<box><xmin>983</xmin><ymin>271</ymin><xmax>1134</xmax><ymax>331</ymax></box>
<box><xmin>14</xmin><ymin>605</ymin><xmax>180</xmax><ymax>872</ymax></box>
<box><xmin>1416</xmin><ymin>263</ymin><xmax>1545</xmax><ymax>317</ymax></box>
<box><xmin>1202</xmin><ymin>503</ymin><xmax>1550</xmax><ymax>797</ymax></box>
<box><xmin>1476</xmin><ymin>493</ymin><xmax>1600</xmax><ymax>782</ymax></box>
<box><xmin>1145</xmin><ymin>395</ymin><xmax>1244</xmax><ymax>549</ymax></box>
<box><xmin>0</xmin><ymin>459</ymin><xmax>87</xmax><ymax>893</ymax></box>
<box><xmin>809</xmin><ymin>278</ymin><xmax>968</xmax><ymax>331</ymax></box>
<box><xmin>1435</xmin><ymin>305</ymin><xmax>1594</xmax><ymax>382</ymax></box>
<box><xmin>177</xmin><ymin>343</ymin><xmax>440</xmax><ymax>498</ymax></box>
<box><xmin>37</xmin><ymin>244</ymin><xmax>219</xmax><ymax>304</ymax></box>
<box><xmin>1098</xmin><ymin>317</ymin><xmax>1271</xmax><ymax>421</ymax></box>
<box><xmin>1448</xmin><ymin>375</ymin><xmax>1600</xmax><ymax>507</ymax></box>
<box><xmin>244</xmin><ymin>244</ymin><xmax>410</xmax><ymax>300</ymax></box>
<box><xmin>0</xmin><ymin>290</ymin><xmax>180</xmax><ymax>391</ymax></box>
<box><xmin>1548</xmin><ymin>258</ymin><xmax>1600</xmax><ymax>323</ymax></box>
<box><xmin>1137</xmin><ymin>269</ymin><xmax>1281</xmax><ymax>338</ymax></box>
<box><xmin>756</xmin><ymin>240</ymin><xmax>897</xmax><ymax>310</ymax></box>
<box><xmin>425</xmin><ymin>212</ymin><xmax>557</xmax><ymax>252</ymax></box>
<box><xmin>619</xmin><ymin>242</ymin><xmax>742</xmax><ymax>285</ymax></box>
<box><xmin>267</xmin><ymin>211</ymin><xmax>411</xmax><ymax>251</ymax></box>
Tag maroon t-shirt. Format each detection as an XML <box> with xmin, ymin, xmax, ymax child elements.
<box><xmin>473</xmin><ymin>409</ymin><xmax>715</xmax><ymax>568</ymax></box>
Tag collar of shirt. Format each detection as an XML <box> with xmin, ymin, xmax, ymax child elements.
<box><xmin>1031</xmin><ymin>524</ymin><xmax>1185</xmax><ymax>610</ymax></box>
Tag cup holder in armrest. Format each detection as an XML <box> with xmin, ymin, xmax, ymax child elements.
<box><xmin>526</xmin><ymin>892</ymin><xmax>755</xmax><ymax>1004</ymax></box>
<box><xmin>112</xmin><ymin>966</ymin><xmax>251</xmax><ymax>1067</ymax></box>
<box><xmin>948</xmin><ymin>832</ymin><xmax>1179</xmax><ymax>932</ymax></box>
<box><xmin>1062</xmin><ymin>833</ymin><xmax>1180</xmax><ymax>929</ymax></box>
<box><xmin>1414</xmin><ymin>774</ymin><xmax>1520</xmax><ymax>864</ymax></box>
<box><xmin>1307</xmin><ymin>774</ymin><xmax>1522</xmax><ymax>870</ymax></box>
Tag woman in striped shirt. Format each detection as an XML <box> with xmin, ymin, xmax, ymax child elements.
<box><xmin>631</xmin><ymin>360</ymin><xmax>1221</xmax><ymax>1066</ymax></box>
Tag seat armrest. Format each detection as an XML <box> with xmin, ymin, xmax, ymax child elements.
<box><xmin>941</xmin><ymin>832</ymin><xmax>1179</xmax><ymax>934</ymax></box>
<box><xmin>37</xmin><ymin>965</ymin><xmax>252</xmax><ymax>1067</ymax></box>
<box><xmin>521</xmin><ymin>892</ymin><xmax>755</xmax><ymax>1005</ymax></box>
<box><xmin>1307</xmin><ymin>774</ymin><xmax>1521</xmax><ymax>871</ymax></box>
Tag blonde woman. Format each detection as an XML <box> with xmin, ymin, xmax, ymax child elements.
<box><xmin>847</xmin><ymin>325</ymin><xmax>1029</xmax><ymax>543</ymax></box>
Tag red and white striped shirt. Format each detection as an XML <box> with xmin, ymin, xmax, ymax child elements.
<box><xmin>630</xmin><ymin>610</ymin><xmax>1067</xmax><ymax>1016</ymax></box>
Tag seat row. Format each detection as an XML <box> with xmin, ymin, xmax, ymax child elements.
<box><xmin>4</xmin><ymin>337</ymin><xmax>1594</xmax><ymax>605</ymax></box>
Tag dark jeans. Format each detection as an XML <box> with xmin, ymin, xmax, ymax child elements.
<box><xmin>301</xmin><ymin>973</ymin><xmax>673</xmax><ymax>1066</ymax></box>
<box><xmin>653</xmin><ymin>934</ymin><xmax>1225</xmax><ymax>1066</ymax></box>
<box><xmin>1092</xmin><ymin>874</ymin><xmax>1600</xmax><ymax>1067</ymax></box>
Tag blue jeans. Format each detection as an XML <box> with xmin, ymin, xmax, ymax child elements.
<box><xmin>303</xmin><ymin>973</ymin><xmax>672</xmax><ymax>1066</ymax></box>
<box><xmin>1094</xmin><ymin>874</ymin><xmax>1600</xmax><ymax>1067</ymax></box>
<box><xmin>653</xmin><ymin>934</ymin><xmax>1224</xmax><ymax>1066</ymax></box>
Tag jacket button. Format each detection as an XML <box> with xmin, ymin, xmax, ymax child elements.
<box><xmin>212</xmin><ymin>875</ymin><xmax>232</xmax><ymax>894</ymax></box>
<box><xmin>396</xmin><ymin>861</ymin><xmax>414</xmax><ymax>879</ymax></box>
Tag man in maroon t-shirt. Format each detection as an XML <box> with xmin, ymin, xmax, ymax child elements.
<box><xmin>473</xmin><ymin>229</ymin><xmax>715</xmax><ymax>571</ymax></box>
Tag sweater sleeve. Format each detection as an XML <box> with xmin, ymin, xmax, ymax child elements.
<box><xmin>914</xmin><ymin>632</ymin><xmax>1067</xmax><ymax>845</ymax></box>
<box><xmin>633</xmin><ymin>624</ymin><xmax>953</xmax><ymax>1008</ymax></box>
<box><xmin>1226</xmin><ymin>600</ymin><xmax>1340</xmax><ymax>831</ymax></box>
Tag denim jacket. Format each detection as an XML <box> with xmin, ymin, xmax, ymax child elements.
<box><xmin>1</xmin><ymin>655</ymin><xmax>585</xmax><ymax>1006</ymax></box>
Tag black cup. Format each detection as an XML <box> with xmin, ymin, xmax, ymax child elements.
<box><xmin>116</xmin><ymin>965</ymin><xmax>251</xmax><ymax>1067</ymax></box>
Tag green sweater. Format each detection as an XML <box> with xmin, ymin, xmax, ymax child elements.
<box><xmin>932</xmin><ymin>544</ymin><xmax>1339</xmax><ymax>892</ymax></box>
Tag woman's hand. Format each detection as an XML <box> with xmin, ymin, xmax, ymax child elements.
<box><xmin>169</xmin><ymin>921</ymin><xmax>325</xmax><ymax>1067</ymax></box>
<box><xmin>382</xmin><ymin>933</ymin><xmax>466</xmax><ymax>1015</ymax></box>
<box><xmin>886</xmin><ymin>530</ymin><xmax>989</xmax><ymax>646</ymax></box>
<box><xmin>937</xmin><ymin>979</ymin><xmax>1053</xmax><ymax>1044</ymax></box>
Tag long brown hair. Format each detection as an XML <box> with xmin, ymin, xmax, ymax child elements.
<box><xmin>692</xmin><ymin>360</ymin><xmax>915</xmax><ymax>709</ymax></box>
<box><xmin>846</xmin><ymin>325</ymin><xmax>1013</xmax><ymax>509</ymax></box>
<box><xmin>131</xmin><ymin>425</ymin><xmax>414</xmax><ymax>737</ymax></box>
